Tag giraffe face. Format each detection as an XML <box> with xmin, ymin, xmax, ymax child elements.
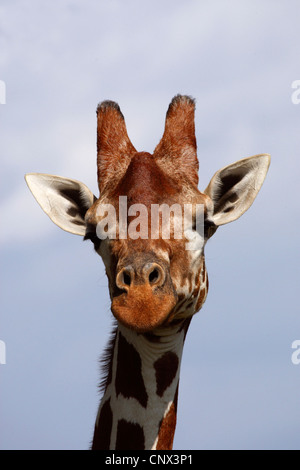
<box><xmin>83</xmin><ymin>96</ymin><xmax>217</xmax><ymax>333</ymax></box>
<box><xmin>85</xmin><ymin>152</ymin><xmax>212</xmax><ymax>333</ymax></box>
<box><xmin>25</xmin><ymin>95</ymin><xmax>270</xmax><ymax>334</ymax></box>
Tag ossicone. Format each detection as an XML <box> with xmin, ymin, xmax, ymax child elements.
<box><xmin>153</xmin><ymin>94</ymin><xmax>199</xmax><ymax>187</ymax></box>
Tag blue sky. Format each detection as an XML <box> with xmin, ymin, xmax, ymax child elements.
<box><xmin>1</xmin><ymin>0</ymin><xmax>299</xmax><ymax>450</ymax></box>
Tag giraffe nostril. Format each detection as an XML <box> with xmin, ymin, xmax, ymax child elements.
<box><xmin>123</xmin><ymin>271</ymin><xmax>131</xmax><ymax>286</ymax></box>
<box><xmin>148</xmin><ymin>268</ymin><xmax>159</xmax><ymax>284</ymax></box>
<box><xmin>116</xmin><ymin>267</ymin><xmax>134</xmax><ymax>291</ymax></box>
<box><xmin>116</xmin><ymin>263</ymin><xmax>165</xmax><ymax>292</ymax></box>
<box><xmin>144</xmin><ymin>263</ymin><xmax>165</xmax><ymax>287</ymax></box>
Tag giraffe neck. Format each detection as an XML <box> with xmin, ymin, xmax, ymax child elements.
<box><xmin>92</xmin><ymin>318</ymin><xmax>191</xmax><ymax>450</ymax></box>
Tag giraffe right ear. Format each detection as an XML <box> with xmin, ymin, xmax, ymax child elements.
<box><xmin>25</xmin><ymin>173</ymin><xmax>97</xmax><ymax>236</ymax></box>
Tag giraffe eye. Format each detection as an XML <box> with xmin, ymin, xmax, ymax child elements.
<box><xmin>204</xmin><ymin>219</ymin><xmax>217</xmax><ymax>239</ymax></box>
<box><xmin>192</xmin><ymin>217</ymin><xmax>216</xmax><ymax>238</ymax></box>
<box><xmin>84</xmin><ymin>228</ymin><xmax>101</xmax><ymax>250</ymax></box>
<box><xmin>191</xmin><ymin>217</ymin><xmax>209</xmax><ymax>236</ymax></box>
<box><xmin>84</xmin><ymin>231</ymin><xmax>96</xmax><ymax>242</ymax></box>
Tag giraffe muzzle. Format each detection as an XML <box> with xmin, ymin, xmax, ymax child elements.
<box><xmin>112</xmin><ymin>262</ymin><xmax>177</xmax><ymax>332</ymax></box>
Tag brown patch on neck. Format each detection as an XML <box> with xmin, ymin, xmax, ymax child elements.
<box><xmin>91</xmin><ymin>398</ymin><xmax>113</xmax><ymax>450</ymax></box>
<box><xmin>154</xmin><ymin>352</ymin><xmax>179</xmax><ymax>397</ymax></box>
<box><xmin>116</xmin><ymin>419</ymin><xmax>145</xmax><ymax>450</ymax></box>
<box><xmin>115</xmin><ymin>331</ymin><xmax>148</xmax><ymax>407</ymax></box>
<box><xmin>156</xmin><ymin>402</ymin><xmax>177</xmax><ymax>450</ymax></box>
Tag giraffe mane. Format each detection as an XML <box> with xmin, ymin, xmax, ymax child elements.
<box><xmin>98</xmin><ymin>322</ymin><xmax>118</xmax><ymax>396</ymax></box>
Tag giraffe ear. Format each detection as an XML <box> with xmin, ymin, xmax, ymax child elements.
<box><xmin>204</xmin><ymin>154</ymin><xmax>271</xmax><ymax>226</ymax></box>
<box><xmin>97</xmin><ymin>100</ymin><xmax>136</xmax><ymax>193</ymax></box>
<box><xmin>25</xmin><ymin>173</ymin><xmax>97</xmax><ymax>235</ymax></box>
<box><xmin>153</xmin><ymin>95</ymin><xmax>199</xmax><ymax>187</ymax></box>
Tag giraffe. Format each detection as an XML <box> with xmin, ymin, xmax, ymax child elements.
<box><xmin>25</xmin><ymin>95</ymin><xmax>270</xmax><ymax>450</ymax></box>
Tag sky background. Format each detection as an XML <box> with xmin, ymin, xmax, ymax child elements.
<box><xmin>1</xmin><ymin>0</ymin><xmax>300</xmax><ymax>450</ymax></box>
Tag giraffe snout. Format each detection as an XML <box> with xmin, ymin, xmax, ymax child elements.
<box><xmin>116</xmin><ymin>263</ymin><xmax>165</xmax><ymax>292</ymax></box>
<box><xmin>112</xmin><ymin>259</ymin><xmax>177</xmax><ymax>332</ymax></box>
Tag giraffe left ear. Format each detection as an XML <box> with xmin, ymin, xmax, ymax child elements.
<box><xmin>204</xmin><ymin>154</ymin><xmax>271</xmax><ymax>226</ymax></box>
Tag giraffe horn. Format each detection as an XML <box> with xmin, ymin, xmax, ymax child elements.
<box><xmin>153</xmin><ymin>95</ymin><xmax>199</xmax><ymax>187</ymax></box>
<box><xmin>96</xmin><ymin>100</ymin><xmax>136</xmax><ymax>193</ymax></box>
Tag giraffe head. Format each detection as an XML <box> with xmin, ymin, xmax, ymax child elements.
<box><xmin>25</xmin><ymin>95</ymin><xmax>270</xmax><ymax>333</ymax></box>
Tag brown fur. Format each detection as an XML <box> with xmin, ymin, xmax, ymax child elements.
<box><xmin>156</xmin><ymin>402</ymin><xmax>177</xmax><ymax>450</ymax></box>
